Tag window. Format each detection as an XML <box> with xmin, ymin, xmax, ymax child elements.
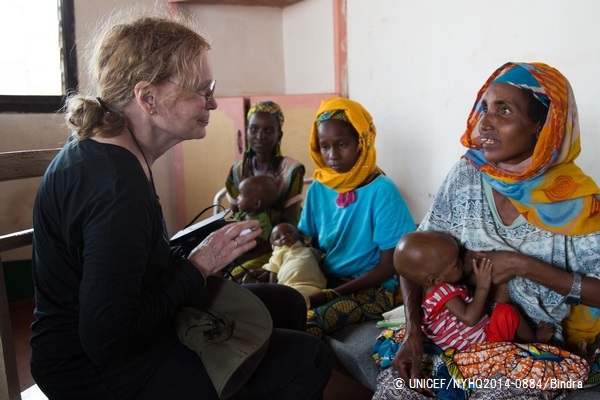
<box><xmin>0</xmin><ymin>0</ymin><xmax>77</xmax><ymax>113</ymax></box>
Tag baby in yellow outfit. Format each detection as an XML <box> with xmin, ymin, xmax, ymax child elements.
<box><xmin>262</xmin><ymin>223</ymin><xmax>327</xmax><ymax>308</ymax></box>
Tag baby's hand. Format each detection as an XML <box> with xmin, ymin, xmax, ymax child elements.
<box><xmin>462</xmin><ymin>249</ymin><xmax>485</xmax><ymax>275</ymax></box>
<box><xmin>472</xmin><ymin>257</ymin><xmax>492</xmax><ymax>291</ymax></box>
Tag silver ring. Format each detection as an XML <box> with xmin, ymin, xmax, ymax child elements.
<box><xmin>233</xmin><ymin>239</ymin><xmax>239</xmax><ymax>247</ymax></box>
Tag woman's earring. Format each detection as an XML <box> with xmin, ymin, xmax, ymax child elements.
<box><xmin>149</xmin><ymin>109</ymin><xmax>156</xmax><ymax>116</ymax></box>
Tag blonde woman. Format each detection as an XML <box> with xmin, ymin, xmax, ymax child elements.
<box><xmin>31</xmin><ymin>11</ymin><xmax>331</xmax><ymax>400</ymax></box>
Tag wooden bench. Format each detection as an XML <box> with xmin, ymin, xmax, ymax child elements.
<box><xmin>0</xmin><ymin>148</ymin><xmax>60</xmax><ymax>400</ymax></box>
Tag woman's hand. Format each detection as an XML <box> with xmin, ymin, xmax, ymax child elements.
<box><xmin>391</xmin><ymin>331</ymin><xmax>422</xmax><ymax>379</ymax></box>
<box><xmin>308</xmin><ymin>291</ymin><xmax>328</xmax><ymax>308</ymax></box>
<box><xmin>391</xmin><ymin>332</ymin><xmax>432</xmax><ymax>396</ymax></box>
<box><xmin>478</xmin><ymin>250</ymin><xmax>531</xmax><ymax>284</ymax></box>
<box><xmin>480</xmin><ymin>250</ymin><xmax>600</xmax><ymax>308</ymax></box>
<box><xmin>187</xmin><ymin>220</ymin><xmax>261</xmax><ymax>278</ymax></box>
<box><xmin>332</xmin><ymin>249</ymin><xmax>396</xmax><ymax>297</ymax></box>
<box><xmin>392</xmin><ymin>276</ymin><xmax>431</xmax><ymax>394</ymax></box>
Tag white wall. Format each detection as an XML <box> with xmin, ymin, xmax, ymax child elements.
<box><xmin>346</xmin><ymin>0</ymin><xmax>600</xmax><ymax>222</ymax></box>
<box><xmin>184</xmin><ymin>4</ymin><xmax>286</xmax><ymax>96</ymax></box>
<box><xmin>283</xmin><ymin>0</ymin><xmax>335</xmax><ymax>94</ymax></box>
<box><xmin>184</xmin><ymin>0</ymin><xmax>335</xmax><ymax>96</ymax></box>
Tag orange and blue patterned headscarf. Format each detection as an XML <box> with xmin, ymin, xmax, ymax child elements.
<box><xmin>309</xmin><ymin>97</ymin><xmax>382</xmax><ymax>196</ymax></box>
<box><xmin>461</xmin><ymin>62</ymin><xmax>600</xmax><ymax>235</ymax></box>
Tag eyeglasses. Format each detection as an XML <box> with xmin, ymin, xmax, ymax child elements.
<box><xmin>168</xmin><ymin>79</ymin><xmax>217</xmax><ymax>102</ymax></box>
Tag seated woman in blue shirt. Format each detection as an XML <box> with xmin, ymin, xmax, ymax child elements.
<box><xmin>299</xmin><ymin>97</ymin><xmax>416</xmax><ymax>337</ymax></box>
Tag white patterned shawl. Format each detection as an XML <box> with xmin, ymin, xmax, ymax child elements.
<box><xmin>419</xmin><ymin>158</ymin><xmax>600</xmax><ymax>342</ymax></box>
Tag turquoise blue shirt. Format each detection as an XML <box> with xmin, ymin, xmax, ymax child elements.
<box><xmin>299</xmin><ymin>175</ymin><xmax>415</xmax><ymax>292</ymax></box>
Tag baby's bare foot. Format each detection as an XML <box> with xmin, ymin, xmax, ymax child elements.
<box><xmin>535</xmin><ymin>321</ymin><xmax>555</xmax><ymax>343</ymax></box>
<box><xmin>572</xmin><ymin>335</ymin><xmax>600</xmax><ymax>358</ymax></box>
<box><xmin>574</xmin><ymin>341</ymin><xmax>589</xmax><ymax>358</ymax></box>
<box><xmin>588</xmin><ymin>334</ymin><xmax>600</xmax><ymax>356</ymax></box>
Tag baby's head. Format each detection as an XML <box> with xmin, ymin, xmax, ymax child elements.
<box><xmin>237</xmin><ymin>175</ymin><xmax>279</xmax><ymax>214</ymax></box>
<box><xmin>270</xmin><ymin>223</ymin><xmax>301</xmax><ymax>248</ymax></box>
<box><xmin>394</xmin><ymin>231</ymin><xmax>463</xmax><ymax>287</ymax></box>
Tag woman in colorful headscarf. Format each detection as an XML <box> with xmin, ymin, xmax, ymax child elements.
<box><xmin>299</xmin><ymin>97</ymin><xmax>415</xmax><ymax>337</ymax></box>
<box><xmin>225</xmin><ymin>101</ymin><xmax>306</xmax><ymax>275</ymax></box>
<box><xmin>378</xmin><ymin>62</ymin><xmax>600</xmax><ymax>399</ymax></box>
<box><xmin>226</xmin><ymin>101</ymin><xmax>305</xmax><ymax>225</ymax></box>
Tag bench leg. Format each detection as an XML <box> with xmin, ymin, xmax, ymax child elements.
<box><xmin>0</xmin><ymin>261</ymin><xmax>22</xmax><ymax>400</ymax></box>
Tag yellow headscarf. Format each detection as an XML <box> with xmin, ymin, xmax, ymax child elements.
<box><xmin>309</xmin><ymin>97</ymin><xmax>382</xmax><ymax>193</ymax></box>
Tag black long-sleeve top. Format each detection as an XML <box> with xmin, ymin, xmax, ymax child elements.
<box><xmin>31</xmin><ymin>138</ymin><xmax>205</xmax><ymax>397</ymax></box>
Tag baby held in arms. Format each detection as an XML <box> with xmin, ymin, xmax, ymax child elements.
<box><xmin>230</xmin><ymin>175</ymin><xmax>279</xmax><ymax>272</ymax></box>
<box><xmin>261</xmin><ymin>223</ymin><xmax>327</xmax><ymax>308</ymax></box>
<box><xmin>394</xmin><ymin>231</ymin><xmax>554</xmax><ymax>351</ymax></box>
